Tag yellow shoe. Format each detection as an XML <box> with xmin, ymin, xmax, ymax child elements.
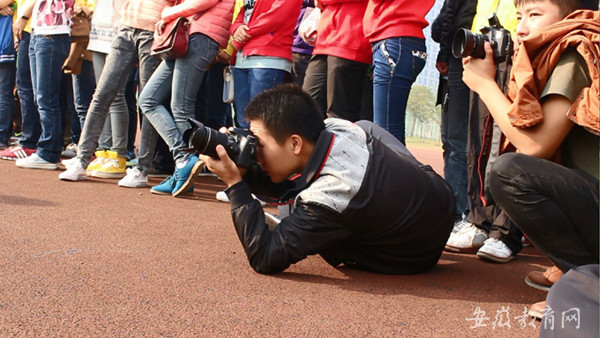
<box><xmin>91</xmin><ymin>150</ymin><xmax>126</xmax><ymax>178</ymax></box>
<box><xmin>85</xmin><ymin>150</ymin><xmax>108</xmax><ymax>176</ymax></box>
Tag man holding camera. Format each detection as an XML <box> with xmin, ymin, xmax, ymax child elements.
<box><xmin>461</xmin><ymin>0</ymin><xmax>598</xmax><ymax>320</ymax></box>
<box><xmin>200</xmin><ymin>84</ymin><xmax>455</xmax><ymax>275</ymax></box>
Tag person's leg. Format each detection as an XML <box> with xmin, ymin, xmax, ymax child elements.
<box><xmin>71</xmin><ymin>59</ymin><xmax>96</xmax><ymax>138</ymax></box>
<box><xmin>0</xmin><ymin>62</ymin><xmax>16</xmax><ymax>147</ymax></box>
<box><xmin>138</xmin><ymin>60</ymin><xmax>178</xmax><ymax>156</ymax></box>
<box><xmin>14</xmin><ymin>32</ymin><xmax>40</xmax><ymax>151</ymax></box>
<box><xmin>125</xmin><ymin>68</ymin><xmax>138</xmax><ymax>156</ymax></box>
<box><xmin>247</xmin><ymin>68</ymin><xmax>286</xmax><ymax>101</ymax></box>
<box><xmin>205</xmin><ymin>62</ymin><xmax>228</xmax><ymax>129</ymax></box>
<box><xmin>291</xmin><ymin>52</ymin><xmax>311</xmax><ymax>87</ymax></box>
<box><xmin>325</xmin><ymin>56</ymin><xmax>368</xmax><ymax>122</ymax></box>
<box><xmin>91</xmin><ymin>51</ymin><xmax>113</xmax><ymax>151</ymax></box>
<box><xmin>60</xmin><ymin>73</ymin><xmax>75</xmax><ymax>146</ymax></box>
<box><xmin>30</xmin><ymin>34</ymin><xmax>70</xmax><ymax>164</ymax></box>
<box><xmin>490</xmin><ymin>153</ymin><xmax>599</xmax><ymax>271</ymax></box>
<box><xmin>372</xmin><ymin>37</ymin><xmax>426</xmax><ymax>145</ymax></box>
<box><xmin>232</xmin><ymin>67</ymin><xmax>250</xmax><ymax>128</ymax></box>
<box><xmin>444</xmin><ymin>56</ymin><xmax>469</xmax><ymax>220</ymax></box>
<box><xmin>302</xmin><ymin>54</ymin><xmax>327</xmax><ymax>117</ymax></box>
<box><xmin>132</xmin><ymin>28</ymin><xmax>162</xmax><ymax>176</ymax></box>
<box><xmin>77</xmin><ymin>27</ymin><xmax>139</xmax><ymax>167</ymax></box>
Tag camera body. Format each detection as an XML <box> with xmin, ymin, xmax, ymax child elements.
<box><xmin>452</xmin><ymin>13</ymin><xmax>513</xmax><ymax>64</ymax></box>
<box><xmin>183</xmin><ymin>118</ymin><xmax>258</xmax><ymax>169</ymax></box>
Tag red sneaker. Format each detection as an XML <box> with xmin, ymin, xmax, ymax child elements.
<box><xmin>0</xmin><ymin>146</ymin><xmax>37</xmax><ymax>160</ymax></box>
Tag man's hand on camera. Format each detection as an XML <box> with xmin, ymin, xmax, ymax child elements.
<box><xmin>199</xmin><ymin>145</ymin><xmax>245</xmax><ymax>188</ymax></box>
<box><xmin>462</xmin><ymin>42</ymin><xmax>497</xmax><ymax>94</ymax></box>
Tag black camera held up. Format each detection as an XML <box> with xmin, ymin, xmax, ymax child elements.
<box><xmin>183</xmin><ymin>118</ymin><xmax>258</xmax><ymax>169</ymax></box>
<box><xmin>452</xmin><ymin>13</ymin><xmax>513</xmax><ymax>64</ymax></box>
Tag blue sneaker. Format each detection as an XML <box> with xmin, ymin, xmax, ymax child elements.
<box><xmin>172</xmin><ymin>155</ymin><xmax>204</xmax><ymax>197</ymax></box>
<box><xmin>150</xmin><ymin>175</ymin><xmax>195</xmax><ymax>196</ymax></box>
<box><xmin>150</xmin><ymin>176</ymin><xmax>176</xmax><ymax>195</ymax></box>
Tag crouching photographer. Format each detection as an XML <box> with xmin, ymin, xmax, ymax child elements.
<box><xmin>197</xmin><ymin>84</ymin><xmax>456</xmax><ymax>275</ymax></box>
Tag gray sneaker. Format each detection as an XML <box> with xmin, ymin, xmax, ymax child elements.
<box><xmin>16</xmin><ymin>153</ymin><xmax>59</xmax><ymax>170</ymax></box>
<box><xmin>445</xmin><ymin>223</ymin><xmax>488</xmax><ymax>253</ymax></box>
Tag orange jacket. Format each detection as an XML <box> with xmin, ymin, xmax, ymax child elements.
<box><xmin>507</xmin><ymin>10</ymin><xmax>599</xmax><ymax>134</ymax></box>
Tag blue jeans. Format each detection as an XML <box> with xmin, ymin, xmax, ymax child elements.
<box><xmin>140</xmin><ymin>33</ymin><xmax>219</xmax><ymax>162</ymax></box>
<box><xmin>441</xmin><ymin>56</ymin><xmax>469</xmax><ymax>220</ymax></box>
<box><xmin>77</xmin><ymin>26</ymin><xmax>160</xmax><ymax>169</ymax></box>
<box><xmin>70</xmin><ymin>59</ymin><xmax>96</xmax><ymax>143</ymax></box>
<box><xmin>29</xmin><ymin>34</ymin><xmax>70</xmax><ymax>163</ymax></box>
<box><xmin>0</xmin><ymin>62</ymin><xmax>16</xmax><ymax>145</ymax></box>
<box><xmin>16</xmin><ymin>32</ymin><xmax>41</xmax><ymax>149</ymax></box>
<box><xmin>91</xmin><ymin>51</ymin><xmax>129</xmax><ymax>154</ymax></box>
<box><xmin>232</xmin><ymin>67</ymin><xmax>286</xmax><ymax>128</ymax></box>
<box><xmin>372</xmin><ymin>37</ymin><xmax>426</xmax><ymax>145</ymax></box>
<box><xmin>195</xmin><ymin>62</ymin><xmax>229</xmax><ymax>130</ymax></box>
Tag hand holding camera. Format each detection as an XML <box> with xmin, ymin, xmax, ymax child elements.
<box><xmin>456</xmin><ymin>13</ymin><xmax>513</xmax><ymax>95</ymax></box>
<box><xmin>461</xmin><ymin>41</ymin><xmax>499</xmax><ymax>95</ymax></box>
<box><xmin>183</xmin><ymin>119</ymin><xmax>259</xmax><ymax>187</ymax></box>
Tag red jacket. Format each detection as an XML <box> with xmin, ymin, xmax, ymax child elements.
<box><xmin>363</xmin><ymin>0</ymin><xmax>434</xmax><ymax>43</ymax></box>
<box><xmin>230</xmin><ymin>0</ymin><xmax>302</xmax><ymax>61</ymax></box>
<box><xmin>313</xmin><ymin>0</ymin><xmax>372</xmax><ymax>64</ymax></box>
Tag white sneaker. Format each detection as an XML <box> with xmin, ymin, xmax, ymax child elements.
<box><xmin>118</xmin><ymin>167</ymin><xmax>148</xmax><ymax>188</ymax></box>
<box><xmin>216</xmin><ymin>190</ymin><xmax>229</xmax><ymax>202</ymax></box>
<box><xmin>451</xmin><ymin>219</ymin><xmax>471</xmax><ymax>234</ymax></box>
<box><xmin>61</xmin><ymin>157</ymin><xmax>80</xmax><ymax>169</ymax></box>
<box><xmin>477</xmin><ymin>238</ymin><xmax>515</xmax><ymax>263</ymax></box>
<box><xmin>216</xmin><ymin>190</ymin><xmax>267</xmax><ymax>206</ymax></box>
<box><xmin>16</xmin><ymin>153</ymin><xmax>59</xmax><ymax>170</ymax></box>
<box><xmin>445</xmin><ymin>223</ymin><xmax>488</xmax><ymax>253</ymax></box>
<box><xmin>58</xmin><ymin>160</ymin><xmax>86</xmax><ymax>181</ymax></box>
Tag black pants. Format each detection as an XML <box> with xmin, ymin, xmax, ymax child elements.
<box><xmin>465</xmin><ymin>90</ymin><xmax>522</xmax><ymax>253</ymax></box>
<box><xmin>303</xmin><ymin>54</ymin><xmax>368</xmax><ymax>122</ymax></box>
<box><xmin>489</xmin><ymin>153</ymin><xmax>599</xmax><ymax>271</ymax></box>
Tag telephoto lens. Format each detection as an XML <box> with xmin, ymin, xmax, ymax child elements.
<box><xmin>184</xmin><ymin>119</ymin><xmax>231</xmax><ymax>159</ymax></box>
<box><xmin>452</xmin><ymin>28</ymin><xmax>488</xmax><ymax>59</ymax></box>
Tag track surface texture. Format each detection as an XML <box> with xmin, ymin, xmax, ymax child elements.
<box><xmin>0</xmin><ymin>148</ymin><xmax>549</xmax><ymax>338</ymax></box>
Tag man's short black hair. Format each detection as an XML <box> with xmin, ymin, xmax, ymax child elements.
<box><xmin>244</xmin><ymin>84</ymin><xmax>325</xmax><ymax>145</ymax></box>
<box><xmin>514</xmin><ymin>0</ymin><xmax>598</xmax><ymax>16</ymax></box>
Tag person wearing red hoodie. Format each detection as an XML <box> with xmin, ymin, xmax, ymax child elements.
<box><xmin>302</xmin><ymin>0</ymin><xmax>371</xmax><ymax>122</ymax></box>
<box><xmin>363</xmin><ymin>0</ymin><xmax>434</xmax><ymax>144</ymax></box>
<box><xmin>230</xmin><ymin>0</ymin><xmax>302</xmax><ymax>128</ymax></box>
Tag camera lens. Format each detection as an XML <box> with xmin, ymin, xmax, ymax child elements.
<box><xmin>452</xmin><ymin>28</ymin><xmax>487</xmax><ymax>59</ymax></box>
<box><xmin>188</xmin><ymin>124</ymin><xmax>231</xmax><ymax>159</ymax></box>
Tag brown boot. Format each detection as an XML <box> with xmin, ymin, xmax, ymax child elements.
<box><xmin>525</xmin><ymin>265</ymin><xmax>563</xmax><ymax>291</ymax></box>
<box><xmin>528</xmin><ymin>300</ymin><xmax>547</xmax><ymax>320</ymax></box>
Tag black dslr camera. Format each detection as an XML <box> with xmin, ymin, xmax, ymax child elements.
<box><xmin>452</xmin><ymin>13</ymin><xmax>513</xmax><ymax>64</ymax></box>
<box><xmin>183</xmin><ymin>118</ymin><xmax>258</xmax><ymax>169</ymax></box>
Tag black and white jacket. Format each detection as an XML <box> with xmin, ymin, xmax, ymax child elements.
<box><xmin>226</xmin><ymin>119</ymin><xmax>455</xmax><ymax>274</ymax></box>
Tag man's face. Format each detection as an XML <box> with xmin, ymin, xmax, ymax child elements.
<box><xmin>516</xmin><ymin>1</ymin><xmax>564</xmax><ymax>44</ymax></box>
<box><xmin>249</xmin><ymin>119</ymin><xmax>298</xmax><ymax>183</ymax></box>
